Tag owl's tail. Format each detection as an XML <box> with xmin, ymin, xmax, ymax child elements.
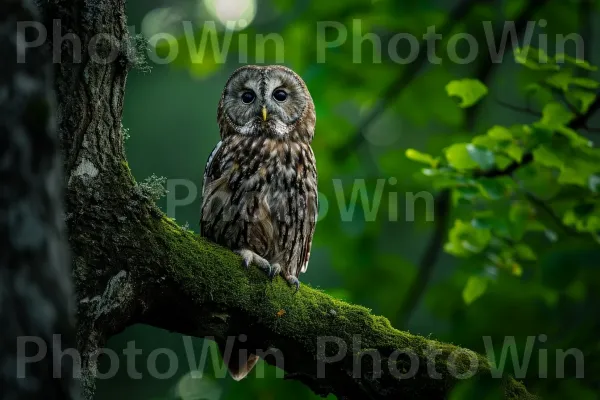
<box><xmin>218</xmin><ymin>339</ymin><xmax>260</xmax><ymax>381</ymax></box>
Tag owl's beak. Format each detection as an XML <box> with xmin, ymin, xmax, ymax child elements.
<box><xmin>261</xmin><ymin>106</ymin><xmax>268</xmax><ymax>122</ymax></box>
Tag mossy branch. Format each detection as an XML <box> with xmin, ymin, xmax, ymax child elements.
<box><xmin>68</xmin><ymin>168</ymin><xmax>538</xmax><ymax>399</ymax></box>
<box><xmin>141</xmin><ymin>215</ymin><xmax>539</xmax><ymax>400</ymax></box>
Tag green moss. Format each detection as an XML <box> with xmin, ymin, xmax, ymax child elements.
<box><xmin>119</xmin><ymin>160</ymin><xmax>134</xmax><ymax>182</ymax></box>
<box><xmin>143</xmin><ymin>215</ymin><xmax>536</xmax><ymax>399</ymax></box>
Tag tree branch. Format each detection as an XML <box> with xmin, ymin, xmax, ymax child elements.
<box><xmin>87</xmin><ymin>212</ymin><xmax>539</xmax><ymax>400</ymax></box>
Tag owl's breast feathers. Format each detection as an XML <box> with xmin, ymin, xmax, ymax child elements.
<box><xmin>201</xmin><ymin>135</ymin><xmax>317</xmax><ymax>277</ymax></box>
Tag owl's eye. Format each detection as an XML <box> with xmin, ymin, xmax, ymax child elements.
<box><xmin>273</xmin><ymin>89</ymin><xmax>288</xmax><ymax>102</ymax></box>
<box><xmin>241</xmin><ymin>91</ymin><xmax>256</xmax><ymax>104</ymax></box>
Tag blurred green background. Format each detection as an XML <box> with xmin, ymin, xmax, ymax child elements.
<box><xmin>95</xmin><ymin>0</ymin><xmax>600</xmax><ymax>399</ymax></box>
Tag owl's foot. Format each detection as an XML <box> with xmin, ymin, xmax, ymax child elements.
<box><xmin>236</xmin><ymin>249</ymin><xmax>273</xmax><ymax>277</ymax></box>
<box><xmin>270</xmin><ymin>263</ymin><xmax>282</xmax><ymax>280</ymax></box>
<box><xmin>285</xmin><ymin>275</ymin><xmax>300</xmax><ymax>293</ymax></box>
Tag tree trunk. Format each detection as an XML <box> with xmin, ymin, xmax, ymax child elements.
<box><xmin>0</xmin><ymin>0</ymin><xmax>77</xmax><ymax>399</ymax></box>
<box><xmin>1</xmin><ymin>1</ymin><xmax>541</xmax><ymax>399</ymax></box>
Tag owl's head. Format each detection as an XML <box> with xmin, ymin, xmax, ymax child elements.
<box><xmin>217</xmin><ymin>65</ymin><xmax>316</xmax><ymax>142</ymax></box>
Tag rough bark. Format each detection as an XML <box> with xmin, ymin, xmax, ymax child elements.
<box><xmin>0</xmin><ymin>0</ymin><xmax>78</xmax><ymax>399</ymax></box>
<box><xmin>31</xmin><ymin>1</ymin><xmax>538</xmax><ymax>399</ymax></box>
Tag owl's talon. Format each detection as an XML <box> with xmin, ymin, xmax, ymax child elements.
<box><xmin>236</xmin><ymin>249</ymin><xmax>252</xmax><ymax>269</ymax></box>
<box><xmin>236</xmin><ymin>249</ymin><xmax>272</xmax><ymax>277</ymax></box>
<box><xmin>241</xmin><ymin>258</ymin><xmax>250</xmax><ymax>269</ymax></box>
<box><xmin>285</xmin><ymin>275</ymin><xmax>300</xmax><ymax>293</ymax></box>
<box><xmin>270</xmin><ymin>263</ymin><xmax>282</xmax><ymax>280</ymax></box>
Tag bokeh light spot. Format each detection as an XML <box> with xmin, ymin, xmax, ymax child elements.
<box><xmin>203</xmin><ymin>0</ymin><xmax>256</xmax><ymax>30</ymax></box>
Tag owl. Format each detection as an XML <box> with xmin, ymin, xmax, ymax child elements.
<box><xmin>199</xmin><ymin>65</ymin><xmax>318</xmax><ymax>379</ymax></box>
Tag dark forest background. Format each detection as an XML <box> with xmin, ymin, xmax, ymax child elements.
<box><xmin>94</xmin><ymin>0</ymin><xmax>600</xmax><ymax>399</ymax></box>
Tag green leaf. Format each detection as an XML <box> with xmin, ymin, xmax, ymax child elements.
<box><xmin>488</xmin><ymin>126</ymin><xmax>525</xmax><ymax>160</ymax></box>
<box><xmin>445</xmin><ymin>219</ymin><xmax>491</xmax><ymax>256</ymax></box>
<box><xmin>539</xmin><ymin>102</ymin><xmax>574</xmax><ymax>128</ymax></box>
<box><xmin>515</xmin><ymin>48</ymin><xmax>599</xmax><ymax>73</ymax></box>
<box><xmin>558</xmin><ymin>167</ymin><xmax>588</xmax><ymax>186</ymax></box>
<box><xmin>478</xmin><ymin>126</ymin><xmax>525</xmax><ymax>162</ymax></box>
<box><xmin>571</xmin><ymin>77</ymin><xmax>600</xmax><ymax>89</ymax></box>
<box><xmin>556</xmin><ymin>126</ymin><xmax>592</xmax><ymax>147</ymax></box>
<box><xmin>472</xmin><ymin>213</ymin><xmax>511</xmax><ymax>237</ymax></box>
<box><xmin>515</xmin><ymin>244</ymin><xmax>537</xmax><ymax>261</ymax></box>
<box><xmin>477</xmin><ymin>178</ymin><xmax>507</xmax><ymax>199</ymax></box>
<box><xmin>466</xmin><ymin>144</ymin><xmax>495</xmax><ymax>170</ymax></box>
<box><xmin>454</xmin><ymin>185</ymin><xmax>481</xmax><ymax>202</ymax></box>
<box><xmin>445</xmin><ymin>79</ymin><xmax>488</xmax><ymax>108</ymax></box>
<box><xmin>445</xmin><ymin>143</ymin><xmax>479</xmax><ymax>170</ymax></box>
<box><xmin>462</xmin><ymin>276</ymin><xmax>488</xmax><ymax>305</ymax></box>
<box><xmin>545</xmin><ymin>70</ymin><xmax>573</xmax><ymax>91</ymax></box>
<box><xmin>567</xmin><ymin>90</ymin><xmax>597</xmax><ymax>114</ymax></box>
<box><xmin>471</xmin><ymin>134</ymin><xmax>497</xmax><ymax>149</ymax></box>
<box><xmin>504</xmin><ymin>144</ymin><xmax>524</xmax><ymax>162</ymax></box>
<box><xmin>495</xmin><ymin>154</ymin><xmax>514</xmax><ymax>170</ymax></box>
<box><xmin>546</xmin><ymin>70</ymin><xmax>600</xmax><ymax>92</ymax></box>
<box><xmin>487</xmin><ymin>125</ymin><xmax>513</xmax><ymax>140</ymax></box>
<box><xmin>538</xmin><ymin>145</ymin><xmax>600</xmax><ymax>187</ymax></box>
<box><xmin>533</xmin><ymin>145</ymin><xmax>564</xmax><ymax>169</ymax></box>
<box><xmin>554</xmin><ymin>53</ymin><xmax>598</xmax><ymax>71</ymax></box>
<box><xmin>530</xmin><ymin>125</ymin><xmax>554</xmax><ymax>143</ymax></box>
<box><xmin>514</xmin><ymin>46</ymin><xmax>559</xmax><ymax>70</ymax></box>
<box><xmin>405</xmin><ymin>149</ymin><xmax>439</xmax><ymax>167</ymax></box>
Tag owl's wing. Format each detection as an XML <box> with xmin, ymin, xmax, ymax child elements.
<box><xmin>202</xmin><ymin>140</ymin><xmax>223</xmax><ymax>196</ymax></box>
<box><xmin>298</xmin><ymin>151</ymin><xmax>318</xmax><ymax>275</ymax></box>
<box><xmin>200</xmin><ymin>140</ymin><xmax>228</xmax><ymax>237</ymax></box>
<box><xmin>299</xmin><ymin>192</ymin><xmax>317</xmax><ymax>274</ymax></box>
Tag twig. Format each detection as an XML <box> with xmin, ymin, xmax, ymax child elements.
<box><xmin>569</xmin><ymin>94</ymin><xmax>600</xmax><ymax>129</ymax></box>
<box><xmin>496</xmin><ymin>98</ymin><xmax>542</xmax><ymax>117</ymax></box>
<box><xmin>545</xmin><ymin>84</ymin><xmax>582</xmax><ymax>116</ymax></box>
<box><xmin>524</xmin><ymin>193</ymin><xmax>577</xmax><ymax>235</ymax></box>
<box><xmin>477</xmin><ymin>94</ymin><xmax>600</xmax><ymax>179</ymax></box>
<box><xmin>478</xmin><ymin>153</ymin><xmax>534</xmax><ymax>178</ymax></box>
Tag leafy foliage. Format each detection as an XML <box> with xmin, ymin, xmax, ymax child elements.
<box><xmin>408</xmin><ymin>50</ymin><xmax>600</xmax><ymax>283</ymax></box>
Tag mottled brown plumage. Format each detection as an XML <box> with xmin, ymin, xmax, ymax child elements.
<box><xmin>199</xmin><ymin>65</ymin><xmax>318</xmax><ymax>380</ymax></box>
